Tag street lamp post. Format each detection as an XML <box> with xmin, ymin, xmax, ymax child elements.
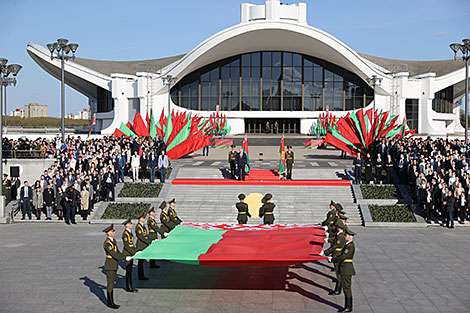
<box><xmin>46</xmin><ymin>38</ymin><xmax>79</xmax><ymax>141</ymax></box>
<box><xmin>450</xmin><ymin>39</ymin><xmax>470</xmax><ymax>144</ymax></box>
<box><xmin>0</xmin><ymin>58</ymin><xmax>22</xmax><ymax>209</ymax></box>
<box><xmin>161</xmin><ymin>74</ymin><xmax>177</xmax><ymax>117</ymax></box>
<box><xmin>366</xmin><ymin>75</ymin><xmax>382</xmax><ymax>119</ymax></box>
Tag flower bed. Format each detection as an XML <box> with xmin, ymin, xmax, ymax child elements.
<box><xmin>369</xmin><ymin>204</ymin><xmax>416</xmax><ymax>222</ymax></box>
<box><xmin>101</xmin><ymin>203</ymin><xmax>151</xmax><ymax>219</ymax></box>
<box><xmin>118</xmin><ymin>183</ymin><xmax>162</xmax><ymax>198</ymax></box>
<box><xmin>360</xmin><ymin>185</ymin><xmax>401</xmax><ymax>199</ymax></box>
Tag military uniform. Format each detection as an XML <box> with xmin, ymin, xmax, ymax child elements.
<box><xmin>236</xmin><ymin>193</ymin><xmax>251</xmax><ymax>224</ymax></box>
<box><xmin>322</xmin><ymin>201</ymin><xmax>337</xmax><ymax>241</ymax></box>
<box><xmin>136</xmin><ymin>214</ymin><xmax>152</xmax><ymax>280</ymax></box>
<box><xmin>324</xmin><ymin>219</ymin><xmax>346</xmax><ymax>295</ymax></box>
<box><xmin>168</xmin><ymin>199</ymin><xmax>182</xmax><ymax>225</ymax></box>
<box><xmin>286</xmin><ymin>147</ymin><xmax>294</xmax><ymax>179</ymax></box>
<box><xmin>335</xmin><ymin>228</ymin><xmax>356</xmax><ymax>312</ymax></box>
<box><xmin>259</xmin><ymin>193</ymin><xmax>275</xmax><ymax>224</ymax></box>
<box><xmin>146</xmin><ymin>208</ymin><xmax>161</xmax><ymax>269</ymax></box>
<box><xmin>103</xmin><ymin>224</ymin><xmax>125</xmax><ymax>309</ymax></box>
<box><xmin>2</xmin><ymin>176</ymin><xmax>11</xmax><ymax>204</ymax></box>
<box><xmin>121</xmin><ymin>219</ymin><xmax>138</xmax><ymax>292</ymax></box>
<box><xmin>228</xmin><ymin>146</ymin><xmax>237</xmax><ymax>179</ymax></box>
<box><xmin>160</xmin><ymin>201</ymin><xmax>176</xmax><ymax>235</ymax></box>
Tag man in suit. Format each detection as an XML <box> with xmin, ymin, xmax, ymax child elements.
<box><xmin>236</xmin><ymin>148</ymin><xmax>247</xmax><ymax>181</ymax></box>
<box><xmin>148</xmin><ymin>150</ymin><xmax>158</xmax><ymax>183</ymax></box>
<box><xmin>353</xmin><ymin>154</ymin><xmax>364</xmax><ymax>184</ymax></box>
<box><xmin>116</xmin><ymin>152</ymin><xmax>126</xmax><ymax>183</ymax></box>
<box><xmin>20</xmin><ymin>181</ymin><xmax>33</xmax><ymax>220</ymax></box>
<box><xmin>42</xmin><ymin>182</ymin><xmax>55</xmax><ymax>220</ymax></box>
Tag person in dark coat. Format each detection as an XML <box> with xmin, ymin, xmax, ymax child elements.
<box><xmin>19</xmin><ymin>181</ymin><xmax>33</xmax><ymax>220</ymax></box>
<box><xmin>43</xmin><ymin>182</ymin><xmax>55</xmax><ymax>220</ymax></box>
<box><xmin>374</xmin><ymin>153</ymin><xmax>383</xmax><ymax>184</ymax></box>
<box><xmin>364</xmin><ymin>153</ymin><xmax>373</xmax><ymax>184</ymax></box>
<box><xmin>236</xmin><ymin>193</ymin><xmax>251</xmax><ymax>224</ymax></box>
<box><xmin>443</xmin><ymin>190</ymin><xmax>455</xmax><ymax>228</ymax></box>
<box><xmin>259</xmin><ymin>193</ymin><xmax>275</xmax><ymax>224</ymax></box>
<box><xmin>352</xmin><ymin>154</ymin><xmax>364</xmax><ymax>184</ymax></box>
<box><xmin>64</xmin><ymin>186</ymin><xmax>79</xmax><ymax>225</ymax></box>
<box><xmin>236</xmin><ymin>148</ymin><xmax>247</xmax><ymax>181</ymax></box>
<box><xmin>148</xmin><ymin>150</ymin><xmax>158</xmax><ymax>183</ymax></box>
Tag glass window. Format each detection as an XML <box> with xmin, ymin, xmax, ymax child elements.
<box><xmin>283</xmin><ymin>67</ymin><xmax>293</xmax><ymax>82</ymax></box>
<box><xmin>221</xmin><ymin>66</ymin><xmax>230</xmax><ymax>80</ymax></box>
<box><xmin>210</xmin><ymin>68</ymin><xmax>219</xmax><ymax>80</ymax></box>
<box><xmin>200</xmin><ymin>82</ymin><xmax>209</xmax><ymax>96</ymax></box>
<box><xmin>242</xmin><ymin>67</ymin><xmax>250</xmax><ymax>78</ymax></box>
<box><xmin>304</xmin><ymin>67</ymin><xmax>313</xmax><ymax>82</ymax></box>
<box><xmin>263</xmin><ymin>52</ymin><xmax>271</xmax><ymax>67</ymax></box>
<box><xmin>293</xmin><ymin>53</ymin><xmax>302</xmax><ymax>67</ymax></box>
<box><xmin>325</xmin><ymin>69</ymin><xmax>334</xmax><ymax>81</ymax></box>
<box><xmin>252</xmin><ymin>67</ymin><xmax>260</xmax><ymax>79</ymax></box>
<box><xmin>252</xmin><ymin>52</ymin><xmax>261</xmax><ymax>66</ymax></box>
<box><xmin>283</xmin><ymin>52</ymin><xmax>292</xmax><ymax>67</ymax></box>
<box><xmin>314</xmin><ymin>66</ymin><xmax>323</xmax><ymax>82</ymax></box>
<box><xmin>304</xmin><ymin>58</ymin><xmax>313</xmax><ymax>67</ymax></box>
<box><xmin>262</xmin><ymin>67</ymin><xmax>271</xmax><ymax>80</ymax></box>
<box><xmin>242</xmin><ymin>54</ymin><xmax>250</xmax><ymax>67</ymax></box>
<box><xmin>231</xmin><ymin>66</ymin><xmax>240</xmax><ymax>79</ymax></box>
<box><xmin>292</xmin><ymin>67</ymin><xmax>302</xmax><ymax>81</ymax></box>
<box><xmin>272</xmin><ymin>52</ymin><xmax>282</xmax><ymax>67</ymax></box>
<box><xmin>272</xmin><ymin>67</ymin><xmax>282</xmax><ymax>81</ymax></box>
<box><xmin>201</xmin><ymin>72</ymin><xmax>210</xmax><ymax>82</ymax></box>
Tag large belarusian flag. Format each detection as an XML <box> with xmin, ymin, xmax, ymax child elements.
<box><xmin>279</xmin><ymin>135</ymin><xmax>286</xmax><ymax>176</ymax></box>
<box><xmin>133</xmin><ymin>223</ymin><xmax>327</xmax><ymax>266</ymax></box>
<box><xmin>242</xmin><ymin>135</ymin><xmax>250</xmax><ymax>173</ymax></box>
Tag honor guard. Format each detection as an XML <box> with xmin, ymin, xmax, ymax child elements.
<box><xmin>122</xmin><ymin>219</ymin><xmax>138</xmax><ymax>293</ymax></box>
<box><xmin>236</xmin><ymin>193</ymin><xmax>251</xmax><ymax>224</ymax></box>
<box><xmin>286</xmin><ymin>146</ymin><xmax>294</xmax><ymax>179</ymax></box>
<box><xmin>259</xmin><ymin>193</ymin><xmax>275</xmax><ymax>224</ymax></box>
<box><xmin>146</xmin><ymin>207</ymin><xmax>160</xmax><ymax>269</ymax></box>
<box><xmin>168</xmin><ymin>198</ymin><xmax>182</xmax><ymax>225</ymax></box>
<box><xmin>322</xmin><ymin>201</ymin><xmax>337</xmax><ymax>237</ymax></box>
<box><xmin>103</xmin><ymin>224</ymin><xmax>130</xmax><ymax>309</ymax></box>
<box><xmin>159</xmin><ymin>201</ymin><xmax>175</xmax><ymax>236</ymax></box>
<box><xmin>136</xmin><ymin>212</ymin><xmax>152</xmax><ymax>280</ymax></box>
<box><xmin>228</xmin><ymin>145</ymin><xmax>237</xmax><ymax>179</ymax></box>
<box><xmin>323</xmin><ymin>219</ymin><xmax>346</xmax><ymax>296</ymax></box>
<box><xmin>334</xmin><ymin>228</ymin><xmax>356</xmax><ymax>312</ymax></box>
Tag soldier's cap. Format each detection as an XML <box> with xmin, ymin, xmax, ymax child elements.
<box><xmin>336</xmin><ymin>219</ymin><xmax>346</xmax><ymax>229</ymax></box>
<box><xmin>138</xmin><ymin>212</ymin><xmax>147</xmax><ymax>220</ymax></box>
<box><xmin>339</xmin><ymin>214</ymin><xmax>348</xmax><ymax>220</ymax></box>
<box><xmin>231</xmin><ymin>145</ymin><xmax>236</xmax><ymax>148</ymax></box>
<box><xmin>287</xmin><ymin>145</ymin><xmax>292</xmax><ymax>149</ymax></box>
<box><xmin>330</xmin><ymin>200</ymin><xmax>335</xmax><ymax>206</ymax></box>
<box><xmin>334</xmin><ymin>203</ymin><xmax>345</xmax><ymax>213</ymax></box>
<box><xmin>148</xmin><ymin>207</ymin><xmax>155</xmax><ymax>214</ymax></box>
<box><xmin>238</xmin><ymin>193</ymin><xmax>246</xmax><ymax>200</ymax></box>
<box><xmin>345</xmin><ymin>228</ymin><xmax>356</xmax><ymax>236</ymax></box>
<box><xmin>263</xmin><ymin>193</ymin><xmax>273</xmax><ymax>201</ymax></box>
<box><xmin>103</xmin><ymin>224</ymin><xmax>115</xmax><ymax>233</ymax></box>
<box><xmin>122</xmin><ymin>218</ymin><xmax>132</xmax><ymax>226</ymax></box>
<box><xmin>169</xmin><ymin>198</ymin><xmax>176</xmax><ymax>204</ymax></box>
<box><xmin>159</xmin><ymin>201</ymin><xmax>167</xmax><ymax>209</ymax></box>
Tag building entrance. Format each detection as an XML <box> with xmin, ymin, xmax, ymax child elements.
<box><xmin>245</xmin><ymin>118</ymin><xmax>300</xmax><ymax>134</ymax></box>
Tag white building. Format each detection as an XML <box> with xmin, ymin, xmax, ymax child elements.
<box><xmin>10</xmin><ymin>109</ymin><xmax>25</xmax><ymax>118</ymax></box>
<box><xmin>78</xmin><ymin>108</ymin><xmax>90</xmax><ymax>120</ymax></box>
<box><xmin>27</xmin><ymin>0</ymin><xmax>467</xmax><ymax>136</ymax></box>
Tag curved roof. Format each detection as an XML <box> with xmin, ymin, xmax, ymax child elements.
<box><xmin>358</xmin><ymin>53</ymin><xmax>463</xmax><ymax>77</ymax></box>
<box><xmin>72</xmin><ymin>54</ymin><xmax>185</xmax><ymax>77</ymax></box>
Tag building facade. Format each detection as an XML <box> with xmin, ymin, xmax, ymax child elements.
<box><xmin>28</xmin><ymin>0</ymin><xmax>467</xmax><ymax>136</ymax></box>
<box><xmin>24</xmin><ymin>103</ymin><xmax>48</xmax><ymax>118</ymax></box>
<box><xmin>10</xmin><ymin>109</ymin><xmax>25</xmax><ymax>118</ymax></box>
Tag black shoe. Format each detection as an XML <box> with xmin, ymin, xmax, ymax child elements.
<box><xmin>138</xmin><ymin>276</ymin><xmax>149</xmax><ymax>281</ymax></box>
<box><xmin>329</xmin><ymin>281</ymin><xmax>341</xmax><ymax>295</ymax></box>
<box><xmin>106</xmin><ymin>292</ymin><xmax>119</xmax><ymax>309</ymax></box>
<box><xmin>345</xmin><ymin>297</ymin><xmax>353</xmax><ymax>312</ymax></box>
<box><xmin>29</xmin><ymin>217</ymin><xmax>32</xmax><ymax>220</ymax></box>
<box><xmin>21</xmin><ymin>217</ymin><xmax>25</xmax><ymax>220</ymax></box>
<box><xmin>71</xmin><ymin>222</ymin><xmax>77</xmax><ymax>224</ymax></box>
<box><xmin>150</xmin><ymin>264</ymin><xmax>160</xmax><ymax>269</ymax></box>
<box><xmin>110</xmin><ymin>291</ymin><xmax>120</xmax><ymax>309</ymax></box>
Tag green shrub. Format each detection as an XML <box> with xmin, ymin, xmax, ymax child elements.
<box><xmin>118</xmin><ymin>183</ymin><xmax>162</xmax><ymax>198</ymax></box>
<box><xmin>5</xmin><ymin>116</ymin><xmax>89</xmax><ymax>127</ymax></box>
<box><xmin>101</xmin><ymin>202</ymin><xmax>151</xmax><ymax>219</ymax></box>
<box><xmin>361</xmin><ymin>185</ymin><xmax>402</xmax><ymax>199</ymax></box>
<box><xmin>369</xmin><ymin>204</ymin><xmax>416</xmax><ymax>222</ymax></box>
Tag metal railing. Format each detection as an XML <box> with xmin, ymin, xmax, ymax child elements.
<box><xmin>3</xmin><ymin>149</ymin><xmax>56</xmax><ymax>159</ymax></box>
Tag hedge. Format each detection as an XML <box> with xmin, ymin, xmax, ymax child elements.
<box><xmin>369</xmin><ymin>204</ymin><xmax>416</xmax><ymax>222</ymax></box>
<box><xmin>361</xmin><ymin>185</ymin><xmax>402</xmax><ymax>199</ymax></box>
<box><xmin>101</xmin><ymin>202</ymin><xmax>151</xmax><ymax>219</ymax></box>
<box><xmin>118</xmin><ymin>183</ymin><xmax>162</xmax><ymax>198</ymax></box>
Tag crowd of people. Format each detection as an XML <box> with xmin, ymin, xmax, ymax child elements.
<box><xmin>2</xmin><ymin>135</ymin><xmax>171</xmax><ymax>222</ymax></box>
<box><xmin>354</xmin><ymin>137</ymin><xmax>470</xmax><ymax>227</ymax></box>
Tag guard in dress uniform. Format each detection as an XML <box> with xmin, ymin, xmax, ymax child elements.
<box><xmin>136</xmin><ymin>212</ymin><xmax>151</xmax><ymax>280</ymax></box>
<box><xmin>228</xmin><ymin>145</ymin><xmax>237</xmax><ymax>179</ymax></box>
<box><xmin>323</xmin><ymin>219</ymin><xmax>346</xmax><ymax>295</ymax></box>
<box><xmin>286</xmin><ymin>146</ymin><xmax>294</xmax><ymax>180</ymax></box>
<box><xmin>2</xmin><ymin>174</ymin><xmax>11</xmax><ymax>204</ymax></box>
<box><xmin>121</xmin><ymin>219</ymin><xmax>138</xmax><ymax>292</ymax></box>
<box><xmin>159</xmin><ymin>201</ymin><xmax>175</xmax><ymax>236</ymax></box>
<box><xmin>168</xmin><ymin>198</ymin><xmax>182</xmax><ymax>225</ymax></box>
<box><xmin>259</xmin><ymin>193</ymin><xmax>275</xmax><ymax>224</ymax></box>
<box><xmin>236</xmin><ymin>193</ymin><xmax>251</xmax><ymax>224</ymax></box>
<box><xmin>103</xmin><ymin>224</ymin><xmax>129</xmax><ymax>309</ymax></box>
<box><xmin>146</xmin><ymin>207</ymin><xmax>161</xmax><ymax>269</ymax></box>
<box><xmin>322</xmin><ymin>201</ymin><xmax>337</xmax><ymax>237</ymax></box>
<box><xmin>334</xmin><ymin>228</ymin><xmax>356</xmax><ymax>312</ymax></box>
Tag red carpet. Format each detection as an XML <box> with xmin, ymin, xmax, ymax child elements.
<box><xmin>172</xmin><ymin>178</ymin><xmax>351</xmax><ymax>186</ymax></box>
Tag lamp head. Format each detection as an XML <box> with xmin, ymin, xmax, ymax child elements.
<box><xmin>8</xmin><ymin>64</ymin><xmax>22</xmax><ymax>76</ymax></box>
<box><xmin>463</xmin><ymin>38</ymin><xmax>470</xmax><ymax>50</ymax></box>
<box><xmin>0</xmin><ymin>58</ymin><xmax>8</xmax><ymax>67</ymax></box>
<box><xmin>47</xmin><ymin>43</ymin><xmax>55</xmax><ymax>53</ymax></box>
<box><xmin>68</xmin><ymin>43</ymin><xmax>79</xmax><ymax>53</ymax></box>
<box><xmin>63</xmin><ymin>45</ymin><xmax>71</xmax><ymax>54</ymax></box>
<box><xmin>450</xmin><ymin>43</ymin><xmax>461</xmax><ymax>59</ymax></box>
<box><xmin>460</xmin><ymin>44</ymin><xmax>468</xmax><ymax>55</ymax></box>
<box><xmin>54</xmin><ymin>42</ymin><xmax>61</xmax><ymax>53</ymax></box>
<box><xmin>57</xmin><ymin>38</ymin><xmax>69</xmax><ymax>47</ymax></box>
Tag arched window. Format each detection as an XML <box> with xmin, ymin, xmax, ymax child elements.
<box><xmin>170</xmin><ymin>51</ymin><xmax>373</xmax><ymax>111</ymax></box>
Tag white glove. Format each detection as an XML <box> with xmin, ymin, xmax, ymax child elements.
<box><xmin>152</xmin><ymin>239</ymin><xmax>158</xmax><ymax>243</ymax></box>
<box><xmin>323</xmin><ymin>226</ymin><xmax>328</xmax><ymax>231</ymax></box>
<box><xmin>135</xmin><ymin>251</ymin><xmax>142</xmax><ymax>255</ymax></box>
<box><xmin>163</xmin><ymin>232</ymin><xmax>169</xmax><ymax>237</ymax></box>
<box><xmin>320</xmin><ymin>250</ymin><xmax>325</xmax><ymax>256</ymax></box>
<box><xmin>324</xmin><ymin>237</ymin><xmax>328</xmax><ymax>243</ymax></box>
<box><xmin>125</xmin><ymin>256</ymin><xmax>132</xmax><ymax>261</ymax></box>
<box><xmin>328</xmin><ymin>256</ymin><xmax>332</xmax><ymax>262</ymax></box>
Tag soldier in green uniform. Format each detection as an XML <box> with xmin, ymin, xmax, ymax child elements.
<box><xmin>135</xmin><ymin>212</ymin><xmax>151</xmax><ymax>280</ymax></box>
<box><xmin>334</xmin><ymin>228</ymin><xmax>356</xmax><ymax>312</ymax></box>
<box><xmin>236</xmin><ymin>193</ymin><xmax>251</xmax><ymax>224</ymax></box>
<box><xmin>146</xmin><ymin>207</ymin><xmax>160</xmax><ymax>269</ymax></box>
<box><xmin>286</xmin><ymin>146</ymin><xmax>294</xmax><ymax>179</ymax></box>
<box><xmin>323</xmin><ymin>219</ymin><xmax>346</xmax><ymax>295</ymax></box>
<box><xmin>121</xmin><ymin>219</ymin><xmax>139</xmax><ymax>292</ymax></box>
<box><xmin>322</xmin><ymin>201</ymin><xmax>337</xmax><ymax>237</ymax></box>
<box><xmin>159</xmin><ymin>201</ymin><xmax>175</xmax><ymax>236</ymax></box>
<box><xmin>103</xmin><ymin>224</ymin><xmax>130</xmax><ymax>309</ymax></box>
<box><xmin>168</xmin><ymin>198</ymin><xmax>182</xmax><ymax>225</ymax></box>
<box><xmin>228</xmin><ymin>145</ymin><xmax>237</xmax><ymax>179</ymax></box>
<box><xmin>259</xmin><ymin>193</ymin><xmax>275</xmax><ymax>224</ymax></box>
<box><xmin>2</xmin><ymin>174</ymin><xmax>11</xmax><ymax>204</ymax></box>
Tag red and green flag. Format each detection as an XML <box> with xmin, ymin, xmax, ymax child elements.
<box><xmin>149</xmin><ymin>110</ymin><xmax>157</xmax><ymax>139</ymax></box>
<box><xmin>87</xmin><ymin>114</ymin><xmax>96</xmax><ymax>139</ymax></box>
<box><xmin>279</xmin><ymin>135</ymin><xmax>286</xmax><ymax>176</ymax></box>
<box><xmin>242</xmin><ymin>135</ymin><xmax>250</xmax><ymax>173</ymax></box>
<box><xmin>133</xmin><ymin>223</ymin><xmax>327</xmax><ymax>266</ymax></box>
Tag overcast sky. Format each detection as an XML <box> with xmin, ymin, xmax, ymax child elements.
<box><xmin>1</xmin><ymin>0</ymin><xmax>469</xmax><ymax>117</ymax></box>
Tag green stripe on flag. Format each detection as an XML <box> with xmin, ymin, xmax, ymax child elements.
<box><xmin>133</xmin><ymin>226</ymin><xmax>225</xmax><ymax>265</ymax></box>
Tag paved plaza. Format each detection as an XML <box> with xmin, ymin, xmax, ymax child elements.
<box><xmin>1</xmin><ymin>223</ymin><xmax>469</xmax><ymax>313</ymax></box>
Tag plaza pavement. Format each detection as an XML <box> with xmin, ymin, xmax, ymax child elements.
<box><xmin>0</xmin><ymin>223</ymin><xmax>469</xmax><ymax>313</ymax></box>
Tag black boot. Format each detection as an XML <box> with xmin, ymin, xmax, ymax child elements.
<box><xmin>130</xmin><ymin>277</ymin><xmax>138</xmax><ymax>292</ymax></box>
<box><xmin>329</xmin><ymin>281</ymin><xmax>341</xmax><ymax>295</ymax></box>
<box><xmin>110</xmin><ymin>291</ymin><xmax>120</xmax><ymax>309</ymax></box>
<box><xmin>345</xmin><ymin>297</ymin><xmax>352</xmax><ymax>312</ymax></box>
<box><xmin>106</xmin><ymin>292</ymin><xmax>119</xmax><ymax>309</ymax></box>
<box><xmin>150</xmin><ymin>260</ymin><xmax>160</xmax><ymax>268</ymax></box>
<box><xmin>337</xmin><ymin>297</ymin><xmax>347</xmax><ymax>312</ymax></box>
<box><xmin>125</xmin><ymin>276</ymin><xmax>133</xmax><ymax>292</ymax></box>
